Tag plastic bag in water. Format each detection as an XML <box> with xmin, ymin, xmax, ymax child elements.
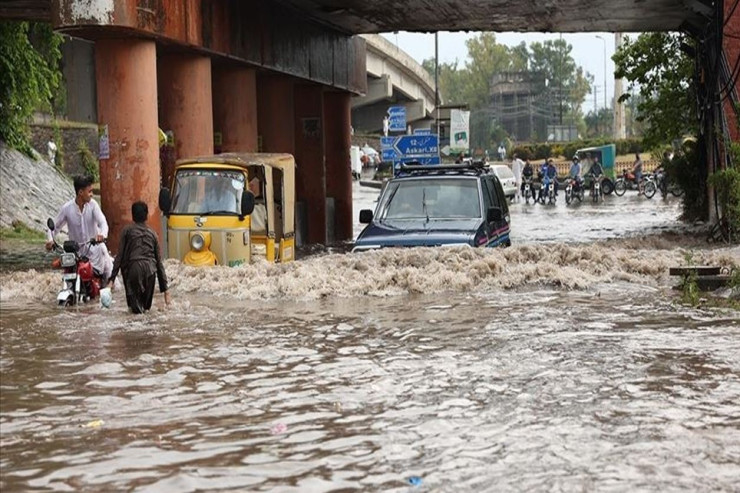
<box><xmin>100</xmin><ymin>287</ymin><xmax>112</xmax><ymax>308</ymax></box>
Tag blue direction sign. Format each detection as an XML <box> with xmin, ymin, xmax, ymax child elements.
<box><xmin>387</xmin><ymin>106</ymin><xmax>406</xmax><ymax>132</ymax></box>
<box><xmin>413</xmin><ymin>128</ymin><xmax>432</xmax><ymax>135</ymax></box>
<box><xmin>380</xmin><ymin>136</ymin><xmax>396</xmax><ymax>148</ymax></box>
<box><xmin>382</xmin><ymin>148</ymin><xmax>398</xmax><ymax>161</ymax></box>
<box><xmin>393</xmin><ymin>135</ymin><xmax>439</xmax><ymax>157</ymax></box>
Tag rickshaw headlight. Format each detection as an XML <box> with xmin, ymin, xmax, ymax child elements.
<box><xmin>190</xmin><ymin>233</ymin><xmax>205</xmax><ymax>252</ymax></box>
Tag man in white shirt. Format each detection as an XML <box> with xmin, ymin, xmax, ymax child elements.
<box><xmin>511</xmin><ymin>153</ymin><xmax>524</xmax><ymax>202</ymax></box>
<box><xmin>46</xmin><ymin>175</ymin><xmax>114</xmax><ymax>282</ymax></box>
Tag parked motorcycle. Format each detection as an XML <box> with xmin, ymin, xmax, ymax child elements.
<box><xmin>47</xmin><ymin>218</ymin><xmax>105</xmax><ymax>306</ymax></box>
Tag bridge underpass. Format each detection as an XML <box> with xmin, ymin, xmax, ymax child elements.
<box><xmin>351</xmin><ymin>34</ymin><xmax>436</xmax><ymax>134</ymax></box>
<box><xmin>1</xmin><ymin>0</ymin><xmax>736</xmax><ymax>244</ymax></box>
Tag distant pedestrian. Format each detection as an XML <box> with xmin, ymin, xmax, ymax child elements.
<box><xmin>511</xmin><ymin>154</ymin><xmax>524</xmax><ymax>201</ymax></box>
<box><xmin>109</xmin><ymin>201</ymin><xmax>171</xmax><ymax>314</ymax></box>
<box><xmin>498</xmin><ymin>144</ymin><xmax>506</xmax><ymax>161</ymax></box>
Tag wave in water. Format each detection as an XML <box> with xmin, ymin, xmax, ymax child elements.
<box><xmin>1</xmin><ymin>236</ymin><xmax>737</xmax><ymax>302</ymax></box>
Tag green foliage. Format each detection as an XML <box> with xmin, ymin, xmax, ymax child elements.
<box><xmin>613</xmin><ymin>32</ymin><xmax>696</xmax><ymax>149</ymax></box>
<box><xmin>77</xmin><ymin>138</ymin><xmax>99</xmax><ymax>182</ymax></box>
<box><xmin>511</xmin><ymin>138</ymin><xmax>643</xmax><ymax>161</ymax></box>
<box><xmin>422</xmin><ymin>33</ymin><xmax>591</xmax><ymax>149</ymax></box>
<box><xmin>0</xmin><ymin>21</ymin><xmax>62</xmax><ymax>154</ymax></box>
<box><xmin>0</xmin><ymin>220</ymin><xmax>46</xmax><ymax>242</ymax></box>
<box><xmin>668</xmin><ymin>140</ymin><xmax>707</xmax><ymax>221</ymax></box>
<box><xmin>677</xmin><ymin>251</ymin><xmax>700</xmax><ymax>306</ymax></box>
<box><xmin>708</xmin><ymin>167</ymin><xmax>740</xmax><ymax>241</ymax></box>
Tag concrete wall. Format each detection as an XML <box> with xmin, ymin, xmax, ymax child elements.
<box><xmin>61</xmin><ymin>36</ymin><xmax>96</xmax><ymax>123</ymax></box>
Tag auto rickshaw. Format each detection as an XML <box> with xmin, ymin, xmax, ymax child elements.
<box><xmin>575</xmin><ymin>144</ymin><xmax>616</xmax><ymax>195</ymax></box>
<box><xmin>159</xmin><ymin>152</ymin><xmax>296</xmax><ymax>266</ymax></box>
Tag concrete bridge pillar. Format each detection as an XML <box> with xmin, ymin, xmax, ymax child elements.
<box><xmin>294</xmin><ymin>84</ymin><xmax>327</xmax><ymax>244</ymax></box>
<box><xmin>212</xmin><ymin>66</ymin><xmax>258</xmax><ymax>152</ymax></box>
<box><xmin>157</xmin><ymin>53</ymin><xmax>214</xmax><ymax>185</ymax></box>
<box><xmin>94</xmin><ymin>39</ymin><xmax>160</xmax><ymax>254</ymax></box>
<box><xmin>324</xmin><ymin>91</ymin><xmax>353</xmax><ymax>242</ymax></box>
<box><xmin>257</xmin><ymin>75</ymin><xmax>295</xmax><ymax>153</ymax></box>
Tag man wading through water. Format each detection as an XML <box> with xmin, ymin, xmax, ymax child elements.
<box><xmin>109</xmin><ymin>201</ymin><xmax>171</xmax><ymax>313</ymax></box>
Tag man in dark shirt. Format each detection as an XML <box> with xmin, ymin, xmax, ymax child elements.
<box><xmin>109</xmin><ymin>201</ymin><xmax>171</xmax><ymax>313</ymax></box>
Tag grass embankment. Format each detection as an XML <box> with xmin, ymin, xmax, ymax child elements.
<box><xmin>0</xmin><ymin>221</ymin><xmax>46</xmax><ymax>243</ymax></box>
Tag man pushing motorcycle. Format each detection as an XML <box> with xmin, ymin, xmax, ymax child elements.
<box><xmin>46</xmin><ymin>175</ymin><xmax>113</xmax><ymax>284</ymax></box>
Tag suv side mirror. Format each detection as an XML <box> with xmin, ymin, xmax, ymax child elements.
<box><xmin>240</xmin><ymin>191</ymin><xmax>255</xmax><ymax>220</ymax></box>
<box><xmin>359</xmin><ymin>209</ymin><xmax>373</xmax><ymax>224</ymax></box>
<box><xmin>47</xmin><ymin>218</ymin><xmax>55</xmax><ymax>231</ymax></box>
<box><xmin>487</xmin><ymin>206</ymin><xmax>502</xmax><ymax>223</ymax></box>
<box><xmin>159</xmin><ymin>188</ymin><xmax>171</xmax><ymax>215</ymax></box>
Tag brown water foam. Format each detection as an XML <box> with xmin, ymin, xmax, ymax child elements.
<box><xmin>1</xmin><ymin>236</ymin><xmax>737</xmax><ymax>302</ymax></box>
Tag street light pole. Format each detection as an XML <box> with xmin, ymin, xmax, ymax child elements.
<box><xmin>595</xmin><ymin>35</ymin><xmax>607</xmax><ymax>111</ymax></box>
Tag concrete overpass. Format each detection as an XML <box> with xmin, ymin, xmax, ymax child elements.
<box><xmin>1</xmin><ymin>0</ymin><xmax>735</xmax><ymax>242</ymax></box>
<box><xmin>352</xmin><ymin>34</ymin><xmax>437</xmax><ymax>134</ymax></box>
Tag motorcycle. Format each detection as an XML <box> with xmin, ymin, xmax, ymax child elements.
<box><xmin>539</xmin><ymin>176</ymin><xmax>556</xmax><ymax>205</ymax></box>
<box><xmin>655</xmin><ymin>168</ymin><xmax>683</xmax><ymax>199</ymax></box>
<box><xmin>565</xmin><ymin>178</ymin><xmax>584</xmax><ymax>205</ymax></box>
<box><xmin>589</xmin><ymin>176</ymin><xmax>602</xmax><ymax>203</ymax></box>
<box><xmin>47</xmin><ymin>218</ymin><xmax>106</xmax><ymax>306</ymax></box>
<box><xmin>613</xmin><ymin>170</ymin><xmax>657</xmax><ymax>198</ymax></box>
<box><xmin>522</xmin><ymin>177</ymin><xmax>538</xmax><ymax>204</ymax></box>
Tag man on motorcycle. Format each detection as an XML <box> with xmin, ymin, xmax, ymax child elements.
<box><xmin>544</xmin><ymin>159</ymin><xmax>559</xmax><ymax>196</ymax></box>
<box><xmin>632</xmin><ymin>153</ymin><xmax>644</xmax><ymax>195</ymax></box>
<box><xmin>46</xmin><ymin>175</ymin><xmax>113</xmax><ymax>283</ymax></box>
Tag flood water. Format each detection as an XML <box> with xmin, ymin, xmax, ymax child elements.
<box><xmin>1</xmin><ymin>181</ymin><xmax>739</xmax><ymax>492</ymax></box>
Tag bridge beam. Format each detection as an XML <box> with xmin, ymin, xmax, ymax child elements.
<box><xmin>352</xmin><ymin>75</ymin><xmax>392</xmax><ymax>109</ymax></box>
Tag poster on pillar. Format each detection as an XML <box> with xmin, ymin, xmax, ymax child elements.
<box><xmin>98</xmin><ymin>125</ymin><xmax>110</xmax><ymax>160</ymax></box>
<box><xmin>302</xmin><ymin>118</ymin><xmax>321</xmax><ymax>140</ymax></box>
<box><xmin>449</xmin><ymin>109</ymin><xmax>470</xmax><ymax>154</ymax></box>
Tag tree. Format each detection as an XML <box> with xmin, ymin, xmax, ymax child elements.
<box><xmin>529</xmin><ymin>39</ymin><xmax>591</xmax><ymax>125</ymax></box>
<box><xmin>0</xmin><ymin>21</ymin><xmax>62</xmax><ymax>154</ymax></box>
<box><xmin>612</xmin><ymin>32</ymin><xmax>696</xmax><ymax>149</ymax></box>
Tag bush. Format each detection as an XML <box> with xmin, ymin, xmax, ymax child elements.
<box><xmin>669</xmin><ymin>140</ymin><xmax>707</xmax><ymax>221</ymax></box>
<box><xmin>77</xmin><ymin>138</ymin><xmax>99</xmax><ymax>182</ymax></box>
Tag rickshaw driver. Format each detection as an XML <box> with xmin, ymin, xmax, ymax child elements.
<box><xmin>248</xmin><ymin>176</ymin><xmax>267</xmax><ymax>233</ymax></box>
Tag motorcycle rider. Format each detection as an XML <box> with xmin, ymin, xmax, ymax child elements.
<box><xmin>569</xmin><ymin>155</ymin><xmax>582</xmax><ymax>191</ymax></box>
<box><xmin>46</xmin><ymin>175</ymin><xmax>113</xmax><ymax>284</ymax></box>
<box><xmin>632</xmin><ymin>153</ymin><xmax>644</xmax><ymax>195</ymax></box>
<box><xmin>543</xmin><ymin>158</ymin><xmax>559</xmax><ymax>197</ymax></box>
<box><xmin>521</xmin><ymin>159</ymin><xmax>534</xmax><ymax>198</ymax></box>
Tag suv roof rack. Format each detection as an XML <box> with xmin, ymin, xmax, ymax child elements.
<box><xmin>396</xmin><ymin>161</ymin><xmax>490</xmax><ymax>177</ymax></box>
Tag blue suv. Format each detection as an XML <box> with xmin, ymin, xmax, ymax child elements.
<box><xmin>353</xmin><ymin>163</ymin><xmax>511</xmax><ymax>251</ymax></box>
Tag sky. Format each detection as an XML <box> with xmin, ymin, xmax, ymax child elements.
<box><xmin>380</xmin><ymin>31</ymin><xmax>631</xmax><ymax>113</ymax></box>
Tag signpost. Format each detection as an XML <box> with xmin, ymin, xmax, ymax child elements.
<box><xmin>387</xmin><ymin>106</ymin><xmax>406</xmax><ymax>132</ymax></box>
<box><xmin>379</xmin><ymin>134</ymin><xmax>441</xmax><ymax>173</ymax></box>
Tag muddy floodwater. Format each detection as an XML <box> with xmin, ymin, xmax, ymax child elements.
<box><xmin>1</xmin><ymin>183</ymin><xmax>739</xmax><ymax>492</ymax></box>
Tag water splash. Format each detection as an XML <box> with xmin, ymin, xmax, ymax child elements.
<box><xmin>1</xmin><ymin>235</ymin><xmax>737</xmax><ymax>303</ymax></box>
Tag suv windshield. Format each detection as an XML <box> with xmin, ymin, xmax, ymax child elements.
<box><xmin>378</xmin><ymin>178</ymin><xmax>481</xmax><ymax>220</ymax></box>
<box><xmin>171</xmin><ymin>169</ymin><xmax>245</xmax><ymax>215</ymax></box>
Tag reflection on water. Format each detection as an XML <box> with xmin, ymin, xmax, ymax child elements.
<box><xmin>1</xmin><ymin>283</ymin><xmax>739</xmax><ymax>491</ymax></box>
<box><xmin>1</xmin><ymin>183</ymin><xmax>739</xmax><ymax>491</ymax></box>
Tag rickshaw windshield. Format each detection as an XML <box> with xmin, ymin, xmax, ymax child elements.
<box><xmin>171</xmin><ymin>169</ymin><xmax>245</xmax><ymax>215</ymax></box>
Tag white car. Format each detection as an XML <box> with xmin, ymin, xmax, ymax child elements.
<box><xmin>491</xmin><ymin>164</ymin><xmax>517</xmax><ymax>201</ymax></box>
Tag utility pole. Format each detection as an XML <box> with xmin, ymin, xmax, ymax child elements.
<box><xmin>613</xmin><ymin>33</ymin><xmax>626</xmax><ymax>139</ymax></box>
<box><xmin>558</xmin><ymin>33</ymin><xmax>564</xmax><ymax>125</ymax></box>
<box><xmin>435</xmin><ymin>32</ymin><xmax>440</xmax><ymax>137</ymax></box>
<box><xmin>595</xmin><ymin>35</ymin><xmax>607</xmax><ymax>112</ymax></box>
